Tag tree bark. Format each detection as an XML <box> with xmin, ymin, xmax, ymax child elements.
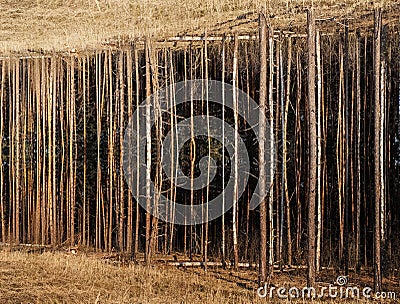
<box><xmin>258</xmin><ymin>11</ymin><xmax>268</xmax><ymax>287</ymax></box>
<box><xmin>307</xmin><ymin>8</ymin><xmax>317</xmax><ymax>288</ymax></box>
<box><xmin>373</xmin><ymin>8</ymin><xmax>382</xmax><ymax>293</ymax></box>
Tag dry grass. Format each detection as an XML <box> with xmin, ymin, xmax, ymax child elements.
<box><xmin>0</xmin><ymin>0</ymin><xmax>398</xmax><ymax>54</ymax></box>
<box><xmin>0</xmin><ymin>249</ymin><xmax>257</xmax><ymax>303</ymax></box>
<box><xmin>0</xmin><ymin>249</ymin><xmax>398</xmax><ymax>303</ymax></box>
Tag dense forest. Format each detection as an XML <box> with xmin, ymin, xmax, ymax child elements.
<box><xmin>0</xmin><ymin>8</ymin><xmax>399</xmax><ymax>292</ymax></box>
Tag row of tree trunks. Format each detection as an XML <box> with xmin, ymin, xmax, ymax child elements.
<box><xmin>0</xmin><ymin>12</ymin><xmax>395</xmax><ymax>294</ymax></box>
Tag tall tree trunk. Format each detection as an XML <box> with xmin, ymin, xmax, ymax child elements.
<box><xmin>232</xmin><ymin>33</ymin><xmax>239</xmax><ymax>272</ymax></box>
<box><xmin>355</xmin><ymin>33</ymin><xmax>361</xmax><ymax>272</ymax></box>
<box><xmin>343</xmin><ymin>22</ymin><xmax>350</xmax><ymax>275</ymax></box>
<box><xmin>145</xmin><ymin>37</ymin><xmax>152</xmax><ymax>264</ymax></box>
<box><xmin>295</xmin><ymin>51</ymin><xmax>302</xmax><ymax>256</ymax></box>
<box><xmin>134</xmin><ymin>47</ymin><xmax>140</xmax><ymax>258</ymax></box>
<box><xmin>316</xmin><ymin>29</ymin><xmax>322</xmax><ymax>272</ymax></box>
<box><xmin>268</xmin><ymin>23</ymin><xmax>275</xmax><ymax>279</ymax></box>
<box><xmin>373</xmin><ymin>8</ymin><xmax>382</xmax><ymax>293</ymax></box>
<box><xmin>284</xmin><ymin>36</ymin><xmax>292</xmax><ymax>266</ymax></box>
<box><xmin>126</xmin><ymin>48</ymin><xmax>133</xmax><ymax>254</ymax></box>
<box><xmin>307</xmin><ymin>8</ymin><xmax>317</xmax><ymax>288</ymax></box>
<box><xmin>204</xmin><ymin>34</ymin><xmax>210</xmax><ymax>271</ymax></box>
<box><xmin>221</xmin><ymin>38</ymin><xmax>226</xmax><ymax>264</ymax></box>
<box><xmin>0</xmin><ymin>61</ymin><xmax>5</xmax><ymax>242</ymax></box>
<box><xmin>258</xmin><ymin>11</ymin><xmax>268</xmax><ymax>287</ymax></box>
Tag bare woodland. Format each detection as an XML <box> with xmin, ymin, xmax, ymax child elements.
<box><xmin>0</xmin><ymin>8</ymin><xmax>399</xmax><ymax>293</ymax></box>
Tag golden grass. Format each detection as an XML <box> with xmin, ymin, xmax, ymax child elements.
<box><xmin>0</xmin><ymin>249</ymin><xmax>398</xmax><ymax>303</ymax></box>
<box><xmin>0</xmin><ymin>0</ymin><xmax>398</xmax><ymax>54</ymax></box>
<box><xmin>0</xmin><ymin>250</ymin><xmax>257</xmax><ymax>303</ymax></box>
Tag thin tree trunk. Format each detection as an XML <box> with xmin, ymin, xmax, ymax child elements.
<box><xmin>307</xmin><ymin>8</ymin><xmax>317</xmax><ymax>288</ymax></box>
<box><xmin>344</xmin><ymin>22</ymin><xmax>350</xmax><ymax>275</ymax></box>
<box><xmin>221</xmin><ymin>38</ymin><xmax>226</xmax><ymax>264</ymax></box>
<box><xmin>15</xmin><ymin>60</ymin><xmax>20</xmax><ymax>244</ymax></box>
<box><xmin>232</xmin><ymin>33</ymin><xmax>239</xmax><ymax>272</ymax></box>
<box><xmin>126</xmin><ymin>48</ymin><xmax>133</xmax><ymax>254</ymax></box>
<box><xmin>316</xmin><ymin>29</ymin><xmax>322</xmax><ymax>272</ymax></box>
<box><xmin>204</xmin><ymin>34</ymin><xmax>210</xmax><ymax>271</ymax></box>
<box><xmin>268</xmin><ymin>24</ymin><xmax>275</xmax><ymax>278</ymax></box>
<box><xmin>295</xmin><ymin>51</ymin><xmax>302</xmax><ymax>255</ymax></box>
<box><xmin>284</xmin><ymin>36</ymin><xmax>292</xmax><ymax>266</ymax></box>
<box><xmin>118</xmin><ymin>51</ymin><xmax>125</xmax><ymax>251</ymax></box>
<box><xmin>96</xmin><ymin>51</ymin><xmax>103</xmax><ymax>251</ymax></box>
<box><xmin>244</xmin><ymin>42</ymin><xmax>251</xmax><ymax>262</ymax></box>
<box><xmin>373</xmin><ymin>8</ymin><xmax>382</xmax><ymax>293</ymax></box>
<box><xmin>82</xmin><ymin>56</ymin><xmax>87</xmax><ymax>247</ymax></box>
<box><xmin>337</xmin><ymin>39</ymin><xmax>344</xmax><ymax>263</ymax></box>
<box><xmin>145</xmin><ymin>37</ymin><xmax>152</xmax><ymax>264</ymax></box>
<box><xmin>355</xmin><ymin>33</ymin><xmax>361</xmax><ymax>272</ymax></box>
<box><xmin>0</xmin><ymin>61</ymin><xmax>5</xmax><ymax>242</ymax></box>
<box><xmin>134</xmin><ymin>47</ymin><xmax>140</xmax><ymax>258</ymax></box>
<box><xmin>258</xmin><ymin>11</ymin><xmax>268</xmax><ymax>287</ymax></box>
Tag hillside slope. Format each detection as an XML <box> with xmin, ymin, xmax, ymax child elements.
<box><xmin>0</xmin><ymin>0</ymin><xmax>398</xmax><ymax>54</ymax></box>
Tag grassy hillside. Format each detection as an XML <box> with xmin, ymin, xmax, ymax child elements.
<box><xmin>0</xmin><ymin>0</ymin><xmax>398</xmax><ymax>54</ymax></box>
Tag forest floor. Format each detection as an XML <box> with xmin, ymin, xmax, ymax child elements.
<box><xmin>0</xmin><ymin>248</ymin><xmax>399</xmax><ymax>303</ymax></box>
<box><xmin>1</xmin><ymin>0</ymin><xmax>399</xmax><ymax>54</ymax></box>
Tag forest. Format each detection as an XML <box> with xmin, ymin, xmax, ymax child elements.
<box><xmin>0</xmin><ymin>4</ymin><xmax>399</xmax><ymax>302</ymax></box>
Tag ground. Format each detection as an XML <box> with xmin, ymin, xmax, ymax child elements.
<box><xmin>0</xmin><ymin>248</ymin><xmax>398</xmax><ymax>303</ymax></box>
<box><xmin>0</xmin><ymin>0</ymin><xmax>399</xmax><ymax>54</ymax></box>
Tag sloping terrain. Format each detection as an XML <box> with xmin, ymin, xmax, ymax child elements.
<box><xmin>0</xmin><ymin>0</ymin><xmax>398</xmax><ymax>54</ymax></box>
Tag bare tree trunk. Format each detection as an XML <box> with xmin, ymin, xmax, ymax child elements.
<box><xmin>0</xmin><ymin>61</ymin><xmax>5</xmax><ymax>242</ymax></box>
<box><xmin>295</xmin><ymin>51</ymin><xmax>302</xmax><ymax>256</ymax></box>
<box><xmin>118</xmin><ymin>51</ymin><xmax>125</xmax><ymax>251</ymax></box>
<box><xmin>258</xmin><ymin>11</ymin><xmax>268</xmax><ymax>286</ymax></box>
<box><xmin>344</xmin><ymin>22</ymin><xmax>350</xmax><ymax>275</ymax></box>
<box><xmin>221</xmin><ymin>38</ymin><xmax>226</xmax><ymax>264</ymax></box>
<box><xmin>145</xmin><ymin>37</ymin><xmax>152</xmax><ymax>264</ymax></box>
<box><xmin>232</xmin><ymin>33</ymin><xmax>239</xmax><ymax>272</ymax></box>
<box><xmin>107</xmin><ymin>51</ymin><xmax>113</xmax><ymax>252</ymax></box>
<box><xmin>134</xmin><ymin>47</ymin><xmax>140</xmax><ymax>258</ymax></box>
<box><xmin>95</xmin><ymin>51</ymin><xmax>103</xmax><ymax>251</ymax></box>
<box><xmin>337</xmin><ymin>39</ymin><xmax>344</xmax><ymax>263</ymax></box>
<box><xmin>380</xmin><ymin>61</ymin><xmax>386</xmax><ymax>242</ymax></box>
<box><xmin>168</xmin><ymin>48</ymin><xmax>176</xmax><ymax>254</ymax></box>
<box><xmin>150</xmin><ymin>47</ymin><xmax>160</xmax><ymax>257</ymax></box>
<box><xmin>204</xmin><ymin>34</ymin><xmax>210</xmax><ymax>271</ymax></box>
<box><xmin>373</xmin><ymin>8</ymin><xmax>382</xmax><ymax>293</ymax></box>
<box><xmin>126</xmin><ymin>48</ymin><xmax>133</xmax><ymax>254</ymax></box>
<box><xmin>182</xmin><ymin>48</ymin><xmax>188</xmax><ymax>255</ymax></box>
<box><xmin>268</xmin><ymin>24</ymin><xmax>275</xmax><ymax>278</ymax></box>
<box><xmin>244</xmin><ymin>43</ymin><xmax>251</xmax><ymax>262</ymax></box>
<box><xmin>355</xmin><ymin>33</ymin><xmax>361</xmax><ymax>272</ymax></box>
<box><xmin>316</xmin><ymin>29</ymin><xmax>322</xmax><ymax>272</ymax></box>
<box><xmin>307</xmin><ymin>8</ymin><xmax>317</xmax><ymax>288</ymax></box>
<box><xmin>284</xmin><ymin>36</ymin><xmax>292</xmax><ymax>266</ymax></box>
<box><xmin>15</xmin><ymin>60</ymin><xmax>20</xmax><ymax>244</ymax></box>
<box><xmin>189</xmin><ymin>44</ymin><xmax>195</xmax><ymax>259</ymax></box>
<box><xmin>278</xmin><ymin>37</ymin><xmax>284</xmax><ymax>269</ymax></box>
<box><xmin>82</xmin><ymin>56</ymin><xmax>87</xmax><ymax>247</ymax></box>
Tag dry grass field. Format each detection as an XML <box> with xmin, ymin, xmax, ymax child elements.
<box><xmin>0</xmin><ymin>249</ymin><xmax>256</xmax><ymax>304</ymax></box>
<box><xmin>0</xmin><ymin>0</ymin><xmax>398</xmax><ymax>54</ymax></box>
<box><xmin>0</xmin><ymin>249</ymin><xmax>398</xmax><ymax>303</ymax></box>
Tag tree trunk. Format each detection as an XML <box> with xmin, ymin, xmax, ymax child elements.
<box><xmin>373</xmin><ymin>8</ymin><xmax>382</xmax><ymax>293</ymax></box>
<box><xmin>307</xmin><ymin>8</ymin><xmax>317</xmax><ymax>288</ymax></box>
<box><xmin>258</xmin><ymin>11</ymin><xmax>268</xmax><ymax>287</ymax></box>
<box><xmin>232</xmin><ymin>33</ymin><xmax>239</xmax><ymax>272</ymax></box>
<box><xmin>145</xmin><ymin>37</ymin><xmax>152</xmax><ymax>264</ymax></box>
